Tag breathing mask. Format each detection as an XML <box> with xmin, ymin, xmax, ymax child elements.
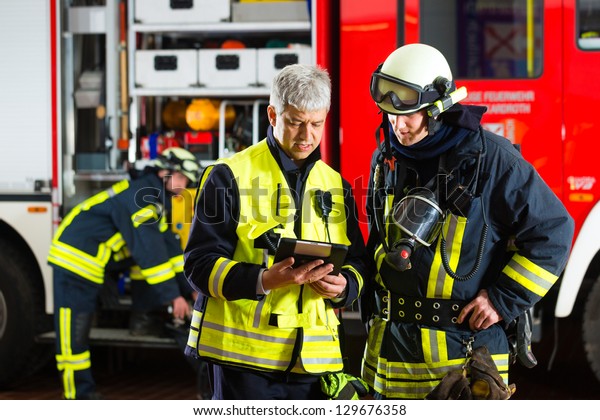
<box><xmin>384</xmin><ymin>188</ymin><xmax>444</xmax><ymax>271</ymax></box>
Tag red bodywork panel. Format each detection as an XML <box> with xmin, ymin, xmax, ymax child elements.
<box><xmin>329</xmin><ymin>0</ymin><xmax>599</xmax><ymax>241</ymax></box>
<box><xmin>338</xmin><ymin>0</ymin><xmax>398</xmax><ymax>238</ymax></box>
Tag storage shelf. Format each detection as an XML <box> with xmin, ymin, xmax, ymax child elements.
<box><xmin>74</xmin><ymin>171</ymin><xmax>128</xmax><ymax>182</ymax></box>
<box><xmin>130</xmin><ymin>21</ymin><xmax>310</xmax><ymax>34</ymax></box>
<box><xmin>128</xmin><ymin>0</ymin><xmax>313</xmax><ymax>161</ymax></box>
<box><xmin>131</xmin><ymin>86</ymin><xmax>271</xmax><ymax>98</ymax></box>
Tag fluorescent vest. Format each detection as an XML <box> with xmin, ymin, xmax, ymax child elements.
<box><xmin>189</xmin><ymin>141</ymin><xmax>353</xmax><ymax>374</ymax></box>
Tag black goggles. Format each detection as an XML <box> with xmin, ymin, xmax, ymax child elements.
<box><xmin>370</xmin><ymin>64</ymin><xmax>441</xmax><ymax>112</ymax></box>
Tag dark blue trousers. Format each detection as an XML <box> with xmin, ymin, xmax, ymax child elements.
<box><xmin>212</xmin><ymin>364</ymin><xmax>326</xmax><ymax>400</ymax></box>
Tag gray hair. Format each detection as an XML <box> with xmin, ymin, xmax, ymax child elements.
<box><xmin>269</xmin><ymin>64</ymin><xmax>331</xmax><ymax>115</ymax></box>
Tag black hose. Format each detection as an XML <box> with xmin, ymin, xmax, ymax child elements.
<box><xmin>440</xmin><ymin>222</ymin><xmax>487</xmax><ymax>281</ymax></box>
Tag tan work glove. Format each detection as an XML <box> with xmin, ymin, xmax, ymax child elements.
<box><xmin>469</xmin><ymin>346</ymin><xmax>516</xmax><ymax>399</ymax></box>
<box><xmin>426</xmin><ymin>369</ymin><xmax>472</xmax><ymax>400</ymax></box>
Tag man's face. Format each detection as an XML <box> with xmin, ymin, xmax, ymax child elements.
<box><xmin>388</xmin><ymin>110</ymin><xmax>429</xmax><ymax>146</ymax></box>
<box><xmin>163</xmin><ymin>171</ymin><xmax>190</xmax><ymax>194</ymax></box>
<box><xmin>268</xmin><ymin>104</ymin><xmax>328</xmax><ymax>165</ymax></box>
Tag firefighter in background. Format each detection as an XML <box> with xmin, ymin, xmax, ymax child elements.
<box><xmin>361</xmin><ymin>43</ymin><xmax>575</xmax><ymax>399</ymax></box>
<box><xmin>48</xmin><ymin>147</ymin><xmax>200</xmax><ymax>400</ymax></box>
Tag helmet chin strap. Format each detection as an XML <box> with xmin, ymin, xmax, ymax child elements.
<box><xmin>427</xmin><ymin>115</ymin><xmax>442</xmax><ymax>136</ymax></box>
<box><xmin>375</xmin><ymin>111</ymin><xmax>392</xmax><ymax>162</ymax></box>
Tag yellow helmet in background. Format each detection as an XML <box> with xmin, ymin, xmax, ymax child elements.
<box><xmin>155</xmin><ymin>147</ymin><xmax>200</xmax><ymax>184</ymax></box>
<box><xmin>370</xmin><ymin>43</ymin><xmax>455</xmax><ymax>115</ymax></box>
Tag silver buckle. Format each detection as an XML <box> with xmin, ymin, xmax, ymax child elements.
<box><xmin>381</xmin><ymin>290</ymin><xmax>391</xmax><ymax>321</ymax></box>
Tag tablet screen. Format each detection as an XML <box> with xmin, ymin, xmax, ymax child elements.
<box><xmin>273</xmin><ymin>238</ymin><xmax>348</xmax><ymax>275</ymax></box>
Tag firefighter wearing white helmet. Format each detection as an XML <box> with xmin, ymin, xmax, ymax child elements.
<box><xmin>155</xmin><ymin>146</ymin><xmax>201</xmax><ymax>185</ymax></box>
<box><xmin>48</xmin><ymin>145</ymin><xmax>200</xmax><ymax>399</ymax></box>
<box><xmin>370</xmin><ymin>43</ymin><xmax>456</xmax><ymax>115</ymax></box>
<box><xmin>360</xmin><ymin>43</ymin><xmax>574</xmax><ymax>399</ymax></box>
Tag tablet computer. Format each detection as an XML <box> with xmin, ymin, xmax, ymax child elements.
<box><xmin>273</xmin><ymin>238</ymin><xmax>348</xmax><ymax>275</ymax></box>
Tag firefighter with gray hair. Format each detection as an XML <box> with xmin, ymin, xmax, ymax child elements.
<box><xmin>183</xmin><ymin>64</ymin><xmax>370</xmax><ymax>399</ymax></box>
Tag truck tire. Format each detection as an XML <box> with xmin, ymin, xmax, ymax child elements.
<box><xmin>0</xmin><ymin>237</ymin><xmax>53</xmax><ymax>388</ymax></box>
<box><xmin>583</xmin><ymin>276</ymin><xmax>600</xmax><ymax>384</ymax></box>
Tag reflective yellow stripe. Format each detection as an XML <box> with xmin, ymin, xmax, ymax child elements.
<box><xmin>171</xmin><ymin>254</ymin><xmax>184</xmax><ymax>273</ymax></box>
<box><xmin>140</xmin><ymin>261</ymin><xmax>176</xmax><ymax>284</ymax></box>
<box><xmin>131</xmin><ymin>204</ymin><xmax>159</xmax><ymax>227</ymax></box>
<box><xmin>364</xmin><ymin>348</ymin><xmax>468</xmax><ymax>399</ymax></box>
<box><xmin>493</xmin><ymin>353</ymin><xmax>510</xmax><ymax>384</ymax></box>
<box><xmin>129</xmin><ymin>265</ymin><xmax>144</xmax><ymax>280</ymax></box>
<box><xmin>197</xmin><ymin>320</ymin><xmax>343</xmax><ymax>372</ymax></box>
<box><xmin>105</xmin><ymin>232</ymin><xmax>125</xmax><ymax>251</ymax></box>
<box><xmin>199</xmin><ymin>166</ymin><xmax>214</xmax><ymax>190</ymax></box>
<box><xmin>427</xmin><ymin>215</ymin><xmax>466</xmax><ymax>298</ymax></box>
<box><xmin>53</xmin><ymin>180</ymin><xmax>129</xmax><ymax>240</ymax></box>
<box><xmin>55</xmin><ymin>351</ymin><xmax>92</xmax><ymax>367</ymax></box>
<box><xmin>110</xmin><ymin>179</ymin><xmax>130</xmax><ymax>195</ymax></box>
<box><xmin>159</xmin><ymin>214</ymin><xmax>169</xmax><ymax>232</ymax></box>
<box><xmin>58</xmin><ymin>307</ymin><xmax>72</xmax><ymax>361</ymax></box>
<box><xmin>373</xmin><ymin>243</ymin><xmax>386</xmax><ymax>285</ymax></box>
<box><xmin>49</xmin><ymin>181</ymin><xmax>131</xmax><ymax>284</ymax></box>
<box><xmin>502</xmin><ymin>253</ymin><xmax>558</xmax><ymax>296</ymax></box>
<box><xmin>208</xmin><ymin>257</ymin><xmax>237</xmax><ymax>299</ymax></box>
<box><xmin>56</xmin><ymin>308</ymin><xmax>92</xmax><ymax>399</ymax></box>
<box><xmin>342</xmin><ymin>265</ymin><xmax>364</xmax><ymax>291</ymax></box>
<box><xmin>112</xmin><ymin>246</ymin><xmax>131</xmax><ymax>262</ymax></box>
<box><xmin>187</xmin><ymin>309</ymin><xmax>203</xmax><ymax>349</ymax></box>
<box><xmin>444</xmin><ymin>216</ymin><xmax>466</xmax><ymax>296</ymax></box>
<box><xmin>422</xmin><ymin>328</ymin><xmax>448</xmax><ymax>364</ymax></box>
<box><xmin>363</xmin><ymin>318</ymin><xmax>511</xmax><ymax>398</ymax></box>
<box><xmin>132</xmin><ymin>260</ymin><xmax>182</xmax><ymax>282</ymax></box>
<box><xmin>48</xmin><ymin>242</ymin><xmax>107</xmax><ymax>283</ymax></box>
<box><xmin>49</xmin><ymin>231</ymin><xmax>126</xmax><ymax>284</ymax></box>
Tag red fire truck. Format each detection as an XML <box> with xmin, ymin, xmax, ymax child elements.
<box><xmin>337</xmin><ymin>0</ymin><xmax>600</xmax><ymax>383</ymax></box>
<box><xmin>1</xmin><ymin>0</ymin><xmax>599</xmax><ymax>388</ymax></box>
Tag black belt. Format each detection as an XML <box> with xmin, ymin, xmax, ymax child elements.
<box><xmin>375</xmin><ymin>290</ymin><xmax>469</xmax><ymax>330</ymax></box>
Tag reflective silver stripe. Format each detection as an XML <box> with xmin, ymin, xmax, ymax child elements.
<box><xmin>171</xmin><ymin>255</ymin><xmax>184</xmax><ymax>272</ymax></box>
<box><xmin>187</xmin><ymin>328</ymin><xmax>199</xmax><ymax>348</ymax></box>
<box><xmin>203</xmin><ymin>321</ymin><xmax>295</xmax><ymax>344</ymax></box>
<box><xmin>505</xmin><ymin>258</ymin><xmax>554</xmax><ymax>291</ymax></box>
<box><xmin>198</xmin><ymin>343</ymin><xmax>290</xmax><ymax>369</ymax></box>
<box><xmin>253</xmin><ymin>299</ymin><xmax>265</xmax><ymax>329</ymax></box>
<box><xmin>300</xmin><ymin>356</ymin><xmax>343</xmax><ymax>365</ymax></box>
<box><xmin>303</xmin><ymin>334</ymin><xmax>337</xmax><ymax>343</ymax></box>
<box><xmin>424</xmin><ymin>329</ymin><xmax>440</xmax><ymax>363</ymax></box>
<box><xmin>141</xmin><ymin>261</ymin><xmax>175</xmax><ymax>284</ymax></box>
<box><xmin>432</xmin><ymin>216</ymin><xmax>460</xmax><ymax>296</ymax></box>
<box><xmin>210</xmin><ymin>259</ymin><xmax>230</xmax><ymax>297</ymax></box>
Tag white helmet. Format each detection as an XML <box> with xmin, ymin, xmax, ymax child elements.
<box><xmin>155</xmin><ymin>147</ymin><xmax>200</xmax><ymax>184</ymax></box>
<box><xmin>370</xmin><ymin>43</ymin><xmax>455</xmax><ymax>115</ymax></box>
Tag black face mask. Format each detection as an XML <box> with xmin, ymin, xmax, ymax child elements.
<box><xmin>384</xmin><ymin>188</ymin><xmax>444</xmax><ymax>271</ymax></box>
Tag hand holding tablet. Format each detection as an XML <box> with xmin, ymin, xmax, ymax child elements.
<box><xmin>273</xmin><ymin>238</ymin><xmax>348</xmax><ymax>276</ymax></box>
